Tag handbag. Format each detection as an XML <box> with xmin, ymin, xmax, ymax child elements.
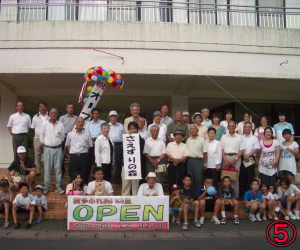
<box><xmin>221</xmin><ymin>165</ymin><xmax>238</xmax><ymax>181</ymax></box>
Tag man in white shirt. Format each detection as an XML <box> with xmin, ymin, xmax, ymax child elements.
<box><xmin>220</xmin><ymin>121</ymin><xmax>246</xmax><ymax>197</ymax></box>
<box><xmin>144</xmin><ymin>125</ymin><xmax>167</xmax><ymax>184</ymax></box>
<box><xmin>137</xmin><ymin>172</ymin><xmax>164</xmax><ymax>196</ymax></box>
<box><xmin>166</xmin><ymin>129</ymin><xmax>189</xmax><ymax>191</ymax></box>
<box><xmin>137</xmin><ymin>117</ymin><xmax>148</xmax><ymax>140</ymax></box>
<box><xmin>239</xmin><ymin>122</ymin><xmax>260</xmax><ymax>200</ymax></box>
<box><xmin>40</xmin><ymin>108</ymin><xmax>65</xmax><ymax>194</ymax></box>
<box><xmin>31</xmin><ymin>101</ymin><xmax>49</xmax><ymax>175</ymax></box>
<box><xmin>65</xmin><ymin>117</ymin><xmax>93</xmax><ymax>185</ymax></box>
<box><xmin>201</xmin><ymin>107</ymin><xmax>212</xmax><ymax>127</ymax></box>
<box><xmin>7</xmin><ymin>101</ymin><xmax>31</xmax><ymax>159</ymax></box>
<box><xmin>147</xmin><ymin>111</ymin><xmax>167</xmax><ymax>142</ymax></box>
<box><xmin>124</xmin><ymin>103</ymin><xmax>147</xmax><ymax>134</ymax></box>
<box><xmin>160</xmin><ymin>105</ymin><xmax>173</xmax><ymax>127</ymax></box>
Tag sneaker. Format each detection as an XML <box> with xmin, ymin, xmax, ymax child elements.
<box><xmin>274</xmin><ymin>217</ymin><xmax>279</xmax><ymax>221</ymax></box>
<box><xmin>249</xmin><ymin>214</ymin><xmax>257</xmax><ymax>222</ymax></box>
<box><xmin>182</xmin><ymin>222</ymin><xmax>188</xmax><ymax>230</ymax></box>
<box><xmin>171</xmin><ymin>217</ymin><xmax>176</xmax><ymax>224</ymax></box>
<box><xmin>287</xmin><ymin>212</ymin><xmax>296</xmax><ymax>220</ymax></box>
<box><xmin>25</xmin><ymin>222</ymin><xmax>32</xmax><ymax>229</ymax></box>
<box><xmin>221</xmin><ymin>217</ymin><xmax>226</xmax><ymax>225</ymax></box>
<box><xmin>14</xmin><ymin>222</ymin><xmax>20</xmax><ymax>229</ymax></box>
<box><xmin>36</xmin><ymin>219</ymin><xmax>43</xmax><ymax>224</ymax></box>
<box><xmin>175</xmin><ymin>219</ymin><xmax>180</xmax><ymax>226</ymax></box>
<box><xmin>55</xmin><ymin>189</ymin><xmax>65</xmax><ymax>194</ymax></box>
<box><xmin>43</xmin><ymin>188</ymin><xmax>49</xmax><ymax>195</ymax></box>
<box><xmin>211</xmin><ymin>216</ymin><xmax>221</xmax><ymax>225</ymax></box>
<box><xmin>234</xmin><ymin>217</ymin><xmax>239</xmax><ymax>225</ymax></box>
<box><xmin>199</xmin><ymin>217</ymin><xmax>205</xmax><ymax>225</ymax></box>
<box><xmin>256</xmin><ymin>214</ymin><xmax>262</xmax><ymax>222</ymax></box>
<box><xmin>192</xmin><ymin>219</ymin><xmax>201</xmax><ymax>228</ymax></box>
<box><xmin>284</xmin><ymin>216</ymin><xmax>290</xmax><ymax>221</ymax></box>
<box><xmin>4</xmin><ymin>222</ymin><xmax>10</xmax><ymax>229</ymax></box>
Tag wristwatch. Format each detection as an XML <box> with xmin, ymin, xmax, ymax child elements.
<box><xmin>235</xmin><ymin>157</ymin><xmax>238</xmax><ymax>160</ymax></box>
<box><xmin>157</xmin><ymin>159</ymin><xmax>160</xmax><ymax>163</ymax></box>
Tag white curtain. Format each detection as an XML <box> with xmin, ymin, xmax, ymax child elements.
<box><xmin>285</xmin><ymin>0</ymin><xmax>300</xmax><ymax>29</ymax></box>
<box><xmin>18</xmin><ymin>0</ymin><xmax>46</xmax><ymax>21</ymax></box>
<box><xmin>173</xmin><ymin>0</ymin><xmax>188</xmax><ymax>23</ymax></box>
<box><xmin>48</xmin><ymin>0</ymin><xmax>66</xmax><ymax>21</ymax></box>
<box><xmin>230</xmin><ymin>0</ymin><xmax>256</xmax><ymax>27</ymax></box>
<box><xmin>216</xmin><ymin>0</ymin><xmax>227</xmax><ymax>25</ymax></box>
<box><xmin>79</xmin><ymin>0</ymin><xmax>107</xmax><ymax>21</ymax></box>
<box><xmin>141</xmin><ymin>0</ymin><xmax>159</xmax><ymax>22</ymax></box>
<box><xmin>108</xmin><ymin>0</ymin><xmax>136</xmax><ymax>21</ymax></box>
<box><xmin>258</xmin><ymin>0</ymin><xmax>284</xmax><ymax>28</ymax></box>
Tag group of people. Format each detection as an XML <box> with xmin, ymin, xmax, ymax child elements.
<box><xmin>1</xmin><ymin>101</ymin><xmax>300</xmax><ymax>230</ymax></box>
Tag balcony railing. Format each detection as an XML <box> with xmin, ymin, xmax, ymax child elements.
<box><xmin>0</xmin><ymin>0</ymin><xmax>299</xmax><ymax>29</ymax></box>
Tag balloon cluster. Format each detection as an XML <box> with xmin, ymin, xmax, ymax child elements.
<box><xmin>82</xmin><ymin>66</ymin><xmax>124</xmax><ymax>107</ymax></box>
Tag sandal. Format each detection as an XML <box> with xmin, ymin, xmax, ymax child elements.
<box><xmin>4</xmin><ymin>222</ymin><xmax>10</xmax><ymax>229</ymax></box>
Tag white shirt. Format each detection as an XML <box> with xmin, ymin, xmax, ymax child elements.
<box><xmin>7</xmin><ymin>112</ymin><xmax>31</xmax><ymax>134</ymax></box>
<box><xmin>237</xmin><ymin>121</ymin><xmax>255</xmax><ymax>135</ymax></box>
<box><xmin>243</xmin><ymin>134</ymin><xmax>260</xmax><ymax>155</ymax></box>
<box><xmin>206</xmin><ymin>140</ymin><xmax>222</xmax><ymax>168</ymax></box>
<box><xmin>220</xmin><ymin>121</ymin><xmax>238</xmax><ymax>134</ymax></box>
<box><xmin>86</xmin><ymin>180</ymin><xmax>113</xmax><ymax>195</ymax></box>
<box><xmin>254</xmin><ymin>127</ymin><xmax>276</xmax><ymax>138</ymax></box>
<box><xmin>65</xmin><ymin>129</ymin><xmax>93</xmax><ymax>154</ymax></box>
<box><xmin>166</xmin><ymin>141</ymin><xmax>189</xmax><ymax>159</ymax></box>
<box><xmin>13</xmin><ymin>193</ymin><xmax>35</xmax><ymax>208</ymax></box>
<box><xmin>186</xmin><ymin>136</ymin><xmax>207</xmax><ymax>158</ymax></box>
<box><xmin>147</xmin><ymin>123</ymin><xmax>167</xmax><ymax>142</ymax></box>
<box><xmin>39</xmin><ymin>120</ymin><xmax>65</xmax><ymax>146</ymax></box>
<box><xmin>94</xmin><ymin>134</ymin><xmax>114</xmax><ymax>166</ymax></box>
<box><xmin>220</xmin><ymin>133</ymin><xmax>246</xmax><ymax>154</ymax></box>
<box><xmin>137</xmin><ymin>183</ymin><xmax>164</xmax><ymax>196</ymax></box>
<box><xmin>31</xmin><ymin>112</ymin><xmax>50</xmax><ymax>138</ymax></box>
<box><xmin>143</xmin><ymin>137</ymin><xmax>166</xmax><ymax>157</ymax></box>
<box><xmin>138</xmin><ymin>129</ymin><xmax>148</xmax><ymax>140</ymax></box>
<box><xmin>278</xmin><ymin>184</ymin><xmax>300</xmax><ymax>198</ymax></box>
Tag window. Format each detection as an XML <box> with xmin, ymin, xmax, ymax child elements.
<box><xmin>230</xmin><ymin>0</ymin><xmax>256</xmax><ymax>27</ymax></box>
<box><xmin>18</xmin><ymin>0</ymin><xmax>46</xmax><ymax>21</ymax></box>
<box><xmin>108</xmin><ymin>1</ymin><xmax>137</xmax><ymax>21</ymax></box>
<box><xmin>258</xmin><ymin>0</ymin><xmax>284</xmax><ymax>28</ymax></box>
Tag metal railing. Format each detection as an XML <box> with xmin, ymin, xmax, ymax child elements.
<box><xmin>0</xmin><ymin>1</ymin><xmax>299</xmax><ymax>29</ymax></box>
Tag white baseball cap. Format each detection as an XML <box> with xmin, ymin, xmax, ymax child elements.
<box><xmin>108</xmin><ymin>110</ymin><xmax>119</xmax><ymax>118</ymax></box>
<box><xmin>17</xmin><ymin>146</ymin><xmax>26</xmax><ymax>154</ymax></box>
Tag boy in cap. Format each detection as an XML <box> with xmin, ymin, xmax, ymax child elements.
<box><xmin>0</xmin><ymin>179</ymin><xmax>13</xmax><ymax>229</ymax></box>
<box><xmin>169</xmin><ymin>184</ymin><xmax>183</xmax><ymax>225</ymax></box>
<box><xmin>32</xmin><ymin>185</ymin><xmax>47</xmax><ymax>224</ymax></box>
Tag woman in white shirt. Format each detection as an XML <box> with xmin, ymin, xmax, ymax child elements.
<box><xmin>258</xmin><ymin>127</ymin><xmax>280</xmax><ymax>186</ymax></box>
<box><xmin>95</xmin><ymin>123</ymin><xmax>114</xmax><ymax>182</ymax></box>
<box><xmin>237</xmin><ymin>112</ymin><xmax>255</xmax><ymax>135</ymax></box>
<box><xmin>205</xmin><ymin>127</ymin><xmax>222</xmax><ymax>187</ymax></box>
<box><xmin>220</xmin><ymin>109</ymin><xmax>237</xmax><ymax>134</ymax></box>
<box><xmin>254</xmin><ymin>116</ymin><xmax>276</xmax><ymax>141</ymax></box>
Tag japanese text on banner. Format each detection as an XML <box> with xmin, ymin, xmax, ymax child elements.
<box><xmin>123</xmin><ymin>134</ymin><xmax>141</xmax><ymax>179</ymax></box>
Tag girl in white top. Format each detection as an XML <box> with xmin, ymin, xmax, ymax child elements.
<box><xmin>258</xmin><ymin>127</ymin><xmax>280</xmax><ymax>186</ymax></box>
<box><xmin>278</xmin><ymin>129</ymin><xmax>299</xmax><ymax>182</ymax></box>
<box><xmin>261</xmin><ymin>182</ymin><xmax>275</xmax><ymax>221</ymax></box>
<box><xmin>95</xmin><ymin>123</ymin><xmax>114</xmax><ymax>182</ymax></box>
<box><xmin>191</xmin><ymin>112</ymin><xmax>208</xmax><ymax>140</ymax></box>
<box><xmin>220</xmin><ymin>109</ymin><xmax>238</xmax><ymax>134</ymax></box>
<box><xmin>278</xmin><ymin>177</ymin><xmax>300</xmax><ymax>220</ymax></box>
<box><xmin>205</xmin><ymin>127</ymin><xmax>222</xmax><ymax>187</ymax></box>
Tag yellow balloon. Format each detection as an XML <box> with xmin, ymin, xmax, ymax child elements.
<box><xmin>87</xmin><ymin>86</ymin><xmax>93</xmax><ymax>92</ymax></box>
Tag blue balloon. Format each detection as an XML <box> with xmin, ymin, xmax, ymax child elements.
<box><xmin>207</xmin><ymin>186</ymin><xmax>216</xmax><ymax>196</ymax></box>
<box><xmin>83</xmin><ymin>98</ymin><xmax>88</xmax><ymax>103</ymax></box>
<box><xmin>97</xmin><ymin>75</ymin><xmax>104</xmax><ymax>81</ymax></box>
<box><xmin>116</xmin><ymin>79</ymin><xmax>121</xmax><ymax>84</ymax></box>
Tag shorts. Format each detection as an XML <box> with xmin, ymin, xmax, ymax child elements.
<box><xmin>205</xmin><ymin>199</ymin><xmax>215</xmax><ymax>212</ymax></box>
<box><xmin>225</xmin><ymin>203</ymin><xmax>234</xmax><ymax>212</ymax></box>
<box><xmin>181</xmin><ymin>203</ymin><xmax>195</xmax><ymax>213</ymax></box>
<box><xmin>16</xmin><ymin>206</ymin><xmax>30</xmax><ymax>213</ymax></box>
<box><xmin>169</xmin><ymin>207</ymin><xmax>182</xmax><ymax>215</ymax></box>
<box><xmin>278</xmin><ymin>170</ymin><xmax>294</xmax><ymax>177</ymax></box>
<box><xmin>282</xmin><ymin>196</ymin><xmax>296</xmax><ymax>210</ymax></box>
<box><xmin>35</xmin><ymin>206</ymin><xmax>47</xmax><ymax>212</ymax></box>
<box><xmin>244</xmin><ymin>204</ymin><xmax>263</xmax><ymax>213</ymax></box>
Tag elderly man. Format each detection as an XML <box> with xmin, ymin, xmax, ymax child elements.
<box><xmin>201</xmin><ymin>107</ymin><xmax>212</xmax><ymax>127</ymax></box>
<box><xmin>166</xmin><ymin>111</ymin><xmax>189</xmax><ymax>143</ymax></box>
<box><xmin>108</xmin><ymin>110</ymin><xmax>124</xmax><ymax>184</ymax></box>
<box><xmin>182</xmin><ymin>111</ymin><xmax>191</xmax><ymax>127</ymax></box>
<box><xmin>31</xmin><ymin>101</ymin><xmax>49</xmax><ymax>175</ymax></box>
<box><xmin>6</xmin><ymin>146</ymin><xmax>36</xmax><ymax>190</ymax></box>
<box><xmin>239</xmin><ymin>121</ymin><xmax>260</xmax><ymax>199</ymax></box>
<box><xmin>220</xmin><ymin>121</ymin><xmax>245</xmax><ymax>198</ymax></box>
<box><xmin>124</xmin><ymin>103</ymin><xmax>147</xmax><ymax>134</ymax></box>
<box><xmin>65</xmin><ymin>117</ymin><xmax>93</xmax><ymax>185</ymax></box>
<box><xmin>167</xmin><ymin>129</ymin><xmax>189</xmax><ymax>190</ymax></box>
<box><xmin>144</xmin><ymin>125</ymin><xmax>167</xmax><ymax>184</ymax></box>
<box><xmin>7</xmin><ymin>101</ymin><xmax>31</xmax><ymax>159</ymax></box>
<box><xmin>40</xmin><ymin>108</ymin><xmax>65</xmax><ymax>194</ymax></box>
<box><xmin>160</xmin><ymin>105</ymin><xmax>173</xmax><ymax>127</ymax></box>
<box><xmin>186</xmin><ymin>124</ymin><xmax>207</xmax><ymax>191</ymax></box>
<box><xmin>59</xmin><ymin>103</ymin><xmax>78</xmax><ymax>175</ymax></box>
<box><xmin>137</xmin><ymin>117</ymin><xmax>148</xmax><ymax>140</ymax></box>
<box><xmin>137</xmin><ymin>172</ymin><xmax>164</xmax><ymax>196</ymax></box>
<box><xmin>147</xmin><ymin>111</ymin><xmax>167</xmax><ymax>142</ymax></box>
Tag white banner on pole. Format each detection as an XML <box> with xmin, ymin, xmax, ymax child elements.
<box><xmin>79</xmin><ymin>81</ymin><xmax>107</xmax><ymax>122</ymax></box>
<box><xmin>67</xmin><ymin>196</ymin><xmax>169</xmax><ymax>230</ymax></box>
<box><xmin>123</xmin><ymin>134</ymin><xmax>142</xmax><ymax>180</ymax></box>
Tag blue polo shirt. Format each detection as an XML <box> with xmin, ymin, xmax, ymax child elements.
<box><xmin>244</xmin><ymin>190</ymin><xmax>262</xmax><ymax>202</ymax></box>
<box><xmin>273</xmin><ymin>122</ymin><xmax>294</xmax><ymax>144</ymax></box>
<box><xmin>87</xmin><ymin>119</ymin><xmax>105</xmax><ymax>139</ymax></box>
<box><xmin>108</xmin><ymin>122</ymin><xmax>124</xmax><ymax>143</ymax></box>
